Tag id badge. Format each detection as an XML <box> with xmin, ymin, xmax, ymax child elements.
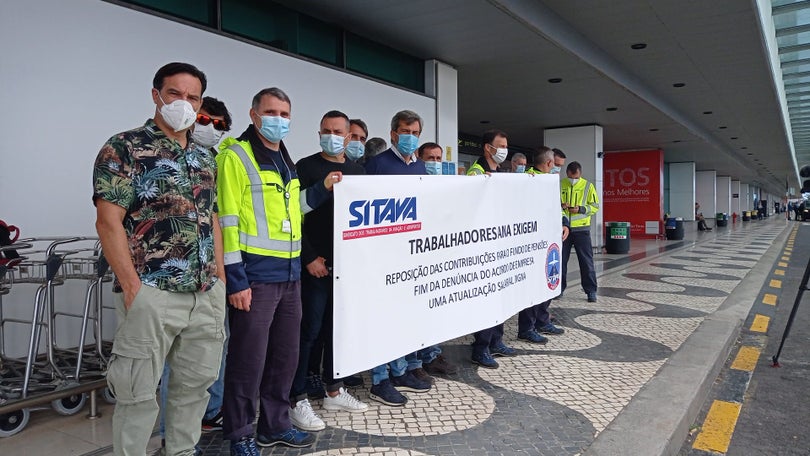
<box><xmin>281</xmin><ymin>219</ymin><xmax>292</xmax><ymax>233</ymax></box>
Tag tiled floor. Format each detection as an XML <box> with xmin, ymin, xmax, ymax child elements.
<box><xmin>0</xmin><ymin>217</ymin><xmax>793</xmax><ymax>455</ymax></box>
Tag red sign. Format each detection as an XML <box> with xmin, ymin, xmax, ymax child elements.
<box><xmin>602</xmin><ymin>150</ymin><xmax>664</xmax><ymax>239</ymax></box>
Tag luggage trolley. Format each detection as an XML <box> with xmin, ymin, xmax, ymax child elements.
<box><xmin>0</xmin><ymin>237</ymin><xmax>112</xmax><ymax>437</ymax></box>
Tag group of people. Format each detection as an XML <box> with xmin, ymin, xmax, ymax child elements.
<box><xmin>92</xmin><ymin>62</ymin><xmax>600</xmax><ymax>456</ymax></box>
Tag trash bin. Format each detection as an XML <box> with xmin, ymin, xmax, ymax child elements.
<box><xmin>665</xmin><ymin>217</ymin><xmax>684</xmax><ymax>240</ymax></box>
<box><xmin>716</xmin><ymin>212</ymin><xmax>728</xmax><ymax>227</ymax></box>
<box><xmin>742</xmin><ymin>211</ymin><xmax>750</xmax><ymax>222</ymax></box>
<box><xmin>605</xmin><ymin>221</ymin><xmax>630</xmax><ymax>254</ymax></box>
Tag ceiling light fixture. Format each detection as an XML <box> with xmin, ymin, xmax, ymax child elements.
<box><xmin>703</xmin><ymin>111</ymin><xmax>713</xmax><ymax>114</ymax></box>
<box><xmin>548</xmin><ymin>78</ymin><xmax>563</xmax><ymax>83</ymax></box>
<box><xmin>731</xmin><ymin>137</ymin><xmax>738</xmax><ymax>140</ymax></box>
<box><xmin>480</xmin><ymin>120</ymin><xmax>490</xmax><ymax>124</ymax></box>
<box><xmin>719</xmin><ymin>126</ymin><xmax>727</xmax><ymax>129</ymax></box>
<box><xmin>649</xmin><ymin>128</ymin><xmax>659</xmax><ymax>132</ymax></box>
<box><xmin>631</xmin><ymin>43</ymin><xmax>647</xmax><ymax>50</ymax></box>
<box><xmin>673</xmin><ymin>83</ymin><xmax>686</xmax><ymax>88</ymax></box>
<box><xmin>606</xmin><ymin>107</ymin><xmax>618</xmax><ymax>111</ymax></box>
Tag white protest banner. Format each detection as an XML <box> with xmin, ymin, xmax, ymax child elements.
<box><xmin>331</xmin><ymin>173</ymin><xmax>562</xmax><ymax>378</ymax></box>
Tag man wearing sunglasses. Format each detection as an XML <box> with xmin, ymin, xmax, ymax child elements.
<box><xmin>191</xmin><ymin>97</ymin><xmax>232</xmax><ymax>149</ymax></box>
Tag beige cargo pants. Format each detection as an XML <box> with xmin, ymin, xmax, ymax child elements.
<box><xmin>106</xmin><ymin>282</ymin><xmax>226</xmax><ymax>456</ymax></box>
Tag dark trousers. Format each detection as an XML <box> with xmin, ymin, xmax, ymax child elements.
<box><xmin>518</xmin><ymin>300</ymin><xmax>551</xmax><ymax>333</ymax></box>
<box><xmin>472</xmin><ymin>323</ymin><xmax>504</xmax><ymax>355</ymax></box>
<box><xmin>223</xmin><ymin>282</ymin><xmax>301</xmax><ymax>441</ymax></box>
<box><xmin>562</xmin><ymin>229</ymin><xmax>597</xmax><ymax>294</ymax></box>
<box><xmin>291</xmin><ymin>274</ymin><xmax>340</xmax><ymax>401</ymax></box>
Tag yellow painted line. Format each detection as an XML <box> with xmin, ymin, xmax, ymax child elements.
<box><xmin>782</xmin><ymin>256</ymin><xmax>790</xmax><ymax>261</ymax></box>
<box><xmin>770</xmin><ymin>279</ymin><xmax>782</xmax><ymax>288</ymax></box>
<box><xmin>731</xmin><ymin>346</ymin><xmax>761</xmax><ymax>371</ymax></box>
<box><xmin>785</xmin><ymin>248</ymin><xmax>793</xmax><ymax>252</ymax></box>
<box><xmin>692</xmin><ymin>400</ymin><xmax>742</xmax><ymax>453</ymax></box>
<box><xmin>778</xmin><ymin>262</ymin><xmax>788</xmax><ymax>267</ymax></box>
<box><xmin>774</xmin><ymin>269</ymin><xmax>785</xmax><ymax>276</ymax></box>
<box><xmin>763</xmin><ymin>294</ymin><xmax>777</xmax><ymax>306</ymax></box>
<box><xmin>750</xmin><ymin>314</ymin><xmax>770</xmax><ymax>333</ymax></box>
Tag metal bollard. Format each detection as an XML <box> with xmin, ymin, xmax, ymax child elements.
<box><xmin>87</xmin><ymin>389</ymin><xmax>101</xmax><ymax>419</ymax></box>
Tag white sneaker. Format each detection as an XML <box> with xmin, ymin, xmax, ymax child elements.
<box><xmin>322</xmin><ymin>387</ymin><xmax>369</xmax><ymax>412</ymax></box>
<box><xmin>290</xmin><ymin>398</ymin><xmax>325</xmax><ymax>431</ymax></box>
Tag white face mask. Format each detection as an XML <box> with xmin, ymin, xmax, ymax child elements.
<box><xmin>158</xmin><ymin>93</ymin><xmax>197</xmax><ymax>132</ymax></box>
<box><xmin>492</xmin><ymin>146</ymin><xmax>508</xmax><ymax>164</ymax></box>
<box><xmin>191</xmin><ymin>122</ymin><xmax>225</xmax><ymax>148</ymax></box>
<box><xmin>568</xmin><ymin>177</ymin><xmax>579</xmax><ymax>185</ymax></box>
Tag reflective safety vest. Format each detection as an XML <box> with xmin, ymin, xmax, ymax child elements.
<box><xmin>467</xmin><ymin>161</ymin><xmax>487</xmax><ymax>176</ymax></box>
<box><xmin>216</xmin><ymin>138</ymin><xmax>302</xmax><ymax>267</ymax></box>
<box><xmin>560</xmin><ymin>177</ymin><xmax>599</xmax><ymax>228</ymax></box>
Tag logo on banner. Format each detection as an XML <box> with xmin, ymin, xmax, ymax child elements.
<box><xmin>343</xmin><ymin>197</ymin><xmax>422</xmax><ymax>240</ymax></box>
<box><xmin>545</xmin><ymin>243</ymin><xmax>561</xmax><ymax>290</ymax></box>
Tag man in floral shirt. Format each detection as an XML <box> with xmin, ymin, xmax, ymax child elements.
<box><xmin>93</xmin><ymin>62</ymin><xmax>226</xmax><ymax>456</ymax></box>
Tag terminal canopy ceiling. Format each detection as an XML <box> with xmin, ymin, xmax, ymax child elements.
<box><xmin>277</xmin><ymin>0</ymin><xmax>805</xmax><ymax>195</ymax></box>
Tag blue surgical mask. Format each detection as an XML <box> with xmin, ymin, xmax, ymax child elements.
<box><xmin>550</xmin><ymin>166</ymin><xmax>561</xmax><ymax>175</ymax></box>
<box><xmin>320</xmin><ymin>134</ymin><xmax>346</xmax><ymax>156</ymax></box>
<box><xmin>345</xmin><ymin>141</ymin><xmax>365</xmax><ymax>161</ymax></box>
<box><xmin>424</xmin><ymin>161</ymin><xmax>442</xmax><ymax>175</ymax></box>
<box><xmin>258</xmin><ymin>116</ymin><xmax>290</xmax><ymax>143</ymax></box>
<box><xmin>396</xmin><ymin>133</ymin><xmax>419</xmax><ymax>156</ymax></box>
<box><xmin>515</xmin><ymin>165</ymin><xmax>526</xmax><ymax>173</ymax></box>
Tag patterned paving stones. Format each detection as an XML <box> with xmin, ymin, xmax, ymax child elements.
<box><xmin>148</xmin><ymin>222</ymin><xmax>790</xmax><ymax>455</ymax></box>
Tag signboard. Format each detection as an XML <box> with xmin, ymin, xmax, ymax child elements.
<box><xmin>332</xmin><ymin>174</ymin><xmax>561</xmax><ymax>377</ymax></box>
<box><xmin>602</xmin><ymin>150</ymin><xmax>664</xmax><ymax>239</ymax></box>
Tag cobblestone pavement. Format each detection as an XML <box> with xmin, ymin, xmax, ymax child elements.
<box><xmin>178</xmin><ymin>220</ymin><xmax>791</xmax><ymax>456</ymax></box>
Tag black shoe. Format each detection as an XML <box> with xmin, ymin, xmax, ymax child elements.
<box><xmin>342</xmin><ymin>374</ymin><xmax>364</xmax><ymax>387</ymax></box>
<box><xmin>587</xmin><ymin>293</ymin><xmax>597</xmax><ymax>303</ymax></box>
<box><xmin>369</xmin><ymin>379</ymin><xmax>408</xmax><ymax>406</ymax></box>
<box><xmin>489</xmin><ymin>342</ymin><xmax>517</xmax><ymax>357</ymax></box>
<box><xmin>201</xmin><ymin>410</ymin><xmax>223</xmax><ymax>432</ymax></box>
<box><xmin>471</xmin><ymin>351</ymin><xmax>499</xmax><ymax>369</ymax></box>
<box><xmin>391</xmin><ymin>371</ymin><xmax>431</xmax><ymax>392</ymax></box>
<box><xmin>305</xmin><ymin>373</ymin><xmax>326</xmax><ymax>399</ymax></box>
<box><xmin>256</xmin><ymin>428</ymin><xmax>315</xmax><ymax>448</ymax></box>
<box><xmin>423</xmin><ymin>354</ymin><xmax>459</xmax><ymax>376</ymax></box>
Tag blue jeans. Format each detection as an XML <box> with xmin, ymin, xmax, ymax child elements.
<box><xmin>160</xmin><ymin>311</ymin><xmax>229</xmax><ymax>436</ymax></box>
<box><xmin>416</xmin><ymin>345</ymin><xmax>442</xmax><ymax>365</ymax></box>
<box><xmin>371</xmin><ymin>357</ymin><xmax>407</xmax><ymax>385</ymax></box>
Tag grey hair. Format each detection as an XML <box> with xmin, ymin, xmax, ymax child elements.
<box><xmin>532</xmin><ymin>147</ymin><xmax>554</xmax><ymax>166</ymax></box>
<box><xmin>390</xmin><ymin>110</ymin><xmax>422</xmax><ymax>132</ymax></box>
<box><xmin>512</xmin><ymin>152</ymin><xmax>527</xmax><ymax>162</ymax></box>
<box><xmin>252</xmin><ymin>87</ymin><xmax>291</xmax><ymax>110</ymax></box>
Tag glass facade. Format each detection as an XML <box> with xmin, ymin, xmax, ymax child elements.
<box><xmin>114</xmin><ymin>0</ymin><xmax>424</xmax><ymax>92</ymax></box>
<box><xmin>773</xmin><ymin>0</ymin><xmax>810</xmax><ymax>163</ymax></box>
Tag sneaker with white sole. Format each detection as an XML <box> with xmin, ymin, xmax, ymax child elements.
<box><xmin>323</xmin><ymin>387</ymin><xmax>369</xmax><ymax>412</ymax></box>
<box><xmin>289</xmin><ymin>398</ymin><xmax>325</xmax><ymax>431</ymax></box>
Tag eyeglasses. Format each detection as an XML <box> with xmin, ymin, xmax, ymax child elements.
<box><xmin>196</xmin><ymin>114</ymin><xmax>229</xmax><ymax>131</ymax></box>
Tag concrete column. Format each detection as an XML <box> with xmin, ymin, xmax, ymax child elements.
<box><xmin>740</xmin><ymin>183</ymin><xmax>750</xmax><ymax>213</ymax></box>
<box><xmin>696</xmin><ymin>171</ymin><xmax>717</xmax><ymax>220</ymax></box>
<box><xmin>425</xmin><ymin>60</ymin><xmax>458</xmax><ymax>174</ymax></box>
<box><xmin>544</xmin><ymin>125</ymin><xmax>604</xmax><ymax>247</ymax></box>
<box><xmin>716</xmin><ymin>176</ymin><xmax>732</xmax><ymax>215</ymax></box>
<box><xmin>668</xmin><ymin>162</ymin><xmax>696</xmax><ymax>220</ymax></box>
<box><xmin>731</xmin><ymin>180</ymin><xmax>741</xmax><ymax>218</ymax></box>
